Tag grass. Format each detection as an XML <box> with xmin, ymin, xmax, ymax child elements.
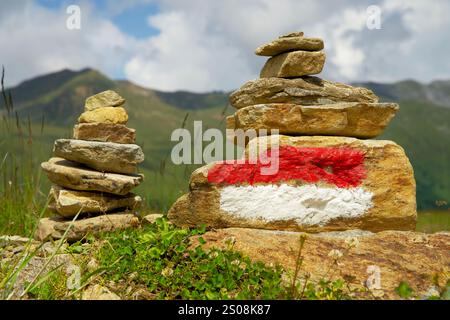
<box><xmin>1</xmin><ymin>216</ymin><xmax>448</xmax><ymax>300</ymax></box>
<box><xmin>416</xmin><ymin>210</ymin><xmax>450</xmax><ymax>233</ymax></box>
<box><xmin>95</xmin><ymin>218</ymin><xmax>286</xmax><ymax>299</ymax></box>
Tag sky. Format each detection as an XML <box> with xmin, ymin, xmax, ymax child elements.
<box><xmin>0</xmin><ymin>0</ymin><xmax>449</xmax><ymax>92</ymax></box>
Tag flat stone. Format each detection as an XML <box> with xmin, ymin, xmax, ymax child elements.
<box><xmin>260</xmin><ymin>51</ymin><xmax>325</xmax><ymax>78</ymax></box>
<box><xmin>41</xmin><ymin>158</ymin><xmax>143</xmax><ymax>196</ymax></box>
<box><xmin>73</xmin><ymin>123</ymin><xmax>136</xmax><ymax>144</ymax></box>
<box><xmin>279</xmin><ymin>31</ymin><xmax>304</xmax><ymax>38</ymax></box>
<box><xmin>0</xmin><ymin>235</ymin><xmax>38</xmax><ymax>248</ymax></box>
<box><xmin>229</xmin><ymin>76</ymin><xmax>378</xmax><ymax>109</ymax></box>
<box><xmin>53</xmin><ymin>139</ymin><xmax>144</xmax><ymax>174</ymax></box>
<box><xmin>78</xmin><ymin>107</ymin><xmax>128</xmax><ymax>124</ymax></box>
<box><xmin>255</xmin><ymin>36</ymin><xmax>324</xmax><ymax>56</ymax></box>
<box><xmin>35</xmin><ymin>213</ymin><xmax>140</xmax><ymax>242</ymax></box>
<box><xmin>141</xmin><ymin>213</ymin><xmax>165</xmax><ymax>225</ymax></box>
<box><xmin>84</xmin><ymin>90</ymin><xmax>125</xmax><ymax>111</ymax></box>
<box><xmin>168</xmin><ymin>135</ymin><xmax>417</xmax><ymax>233</ymax></box>
<box><xmin>195</xmin><ymin>228</ymin><xmax>450</xmax><ymax>300</ymax></box>
<box><xmin>228</xmin><ymin>102</ymin><xmax>399</xmax><ymax>139</ymax></box>
<box><xmin>82</xmin><ymin>284</ymin><xmax>121</xmax><ymax>300</ymax></box>
<box><xmin>49</xmin><ymin>185</ymin><xmax>142</xmax><ymax>218</ymax></box>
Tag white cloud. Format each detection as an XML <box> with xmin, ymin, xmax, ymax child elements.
<box><xmin>124</xmin><ymin>0</ymin><xmax>450</xmax><ymax>91</ymax></box>
<box><xmin>0</xmin><ymin>0</ymin><xmax>138</xmax><ymax>86</ymax></box>
<box><xmin>1</xmin><ymin>0</ymin><xmax>450</xmax><ymax>91</ymax></box>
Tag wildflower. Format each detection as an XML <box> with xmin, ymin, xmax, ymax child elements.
<box><xmin>345</xmin><ymin>237</ymin><xmax>360</xmax><ymax>248</ymax></box>
<box><xmin>161</xmin><ymin>267</ymin><xmax>174</xmax><ymax>277</ymax></box>
<box><xmin>231</xmin><ymin>259</ymin><xmax>240</xmax><ymax>266</ymax></box>
<box><xmin>328</xmin><ymin>249</ymin><xmax>343</xmax><ymax>260</ymax></box>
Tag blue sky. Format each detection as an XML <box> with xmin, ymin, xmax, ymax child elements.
<box><xmin>36</xmin><ymin>0</ymin><xmax>160</xmax><ymax>38</ymax></box>
<box><xmin>1</xmin><ymin>0</ymin><xmax>449</xmax><ymax>92</ymax></box>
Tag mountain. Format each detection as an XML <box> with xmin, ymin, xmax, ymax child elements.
<box><xmin>1</xmin><ymin>68</ymin><xmax>449</xmax><ymax>211</ymax></box>
<box><xmin>354</xmin><ymin>79</ymin><xmax>450</xmax><ymax>108</ymax></box>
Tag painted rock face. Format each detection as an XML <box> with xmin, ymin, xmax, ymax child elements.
<box><xmin>168</xmin><ymin>135</ymin><xmax>417</xmax><ymax>233</ymax></box>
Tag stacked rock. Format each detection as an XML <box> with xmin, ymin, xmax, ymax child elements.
<box><xmin>36</xmin><ymin>90</ymin><xmax>144</xmax><ymax>241</ymax></box>
<box><xmin>168</xmin><ymin>32</ymin><xmax>417</xmax><ymax>233</ymax></box>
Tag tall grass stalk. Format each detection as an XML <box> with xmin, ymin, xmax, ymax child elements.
<box><xmin>0</xmin><ymin>67</ymin><xmax>47</xmax><ymax>236</ymax></box>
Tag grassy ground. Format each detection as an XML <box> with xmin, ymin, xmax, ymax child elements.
<box><xmin>2</xmin><ymin>217</ymin><xmax>448</xmax><ymax>300</ymax></box>
<box><xmin>416</xmin><ymin>210</ymin><xmax>450</xmax><ymax>233</ymax></box>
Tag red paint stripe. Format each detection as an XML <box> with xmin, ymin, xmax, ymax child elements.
<box><xmin>207</xmin><ymin>146</ymin><xmax>366</xmax><ymax>188</ymax></box>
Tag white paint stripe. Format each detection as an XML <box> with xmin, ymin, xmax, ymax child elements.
<box><xmin>219</xmin><ymin>184</ymin><xmax>373</xmax><ymax>226</ymax></box>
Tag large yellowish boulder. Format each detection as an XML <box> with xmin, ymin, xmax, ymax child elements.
<box><xmin>49</xmin><ymin>185</ymin><xmax>142</xmax><ymax>218</ymax></box>
<box><xmin>78</xmin><ymin>107</ymin><xmax>128</xmax><ymax>124</ymax></box>
<box><xmin>227</xmin><ymin>102</ymin><xmax>398</xmax><ymax>139</ymax></box>
<box><xmin>260</xmin><ymin>51</ymin><xmax>325</xmax><ymax>78</ymax></box>
<box><xmin>73</xmin><ymin>123</ymin><xmax>136</xmax><ymax>144</ymax></box>
<box><xmin>255</xmin><ymin>35</ymin><xmax>324</xmax><ymax>56</ymax></box>
<box><xmin>35</xmin><ymin>213</ymin><xmax>140</xmax><ymax>242</ymax></box>
<box><xmin>229</xmin><ymin>77</ymin><xmax>378</xmax><ymax>109</ymax></box>
<box><xmin>41</xmin><ymin>158</ymin><xmax>143</xmax><ymax>196</ymax></box>
<box><xmin>168</xmin><ymin>135</ymin><xmax>417</xmax><ymax>232</ymax></box>
<box><xmin>84</xmin><ymin>90</ymin><xmax>125</xmax><ymax>111</ymax></box>
<box><xmin>53</xmin><ymin>139</ymin><xmax>144</xmax><ymax>174</ymax></box>
<box><xmin>196</xmin><ymin>228</ymin><xmax>450</xmax><ymax>300</ymax></box>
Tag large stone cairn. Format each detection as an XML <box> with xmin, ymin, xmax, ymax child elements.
<box><xmin>169</xmin><ymin>32</ymin><xmax>417</xmax><ymax>233</ymax></box>
<box><xmin>36</xmin><ymin>90</ymin><xmax>144</xmax><ymax>241</ymax></box>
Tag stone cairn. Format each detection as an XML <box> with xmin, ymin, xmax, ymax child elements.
<box><xmin>36</xmin><ymin>90</ymin><xmax>144</xmax><ymax>241</ymax></box>
<box><xmin>169</xmin><ymin>32</ymin><xmax>417</xmax><ymax>233</ymax></box>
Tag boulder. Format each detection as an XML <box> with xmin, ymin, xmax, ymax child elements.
<box><xmin>255</xmin><ymin>36</ymin><xmax>324</xmax><ymax>56</ymax></box>
<box><xmin>260</xmin><ymin>51</ymin><xmax>325</xmax><ymax>78</ymax></box>
<box><xmin>35</xmin><ymin>213</ymin><xmax>140</xmax><ymax>242</ymax></box>
<box><xmin>73</xmin><ymin>123</ymin><xmax>136</xmax><ymax>144</ymax></box>
<box><xmin>84</xmin><ymin>90</ymin><xmax>125</xmax><ymax>111</ymax></box>
<box><xmin>168</xmin><ymin>135</ymin><xmax>417</xmax><ymax>232</ymax></box>
<box><xmin>49</xmin><ymin>185</ymin><xmax>142</xmax><ymax>218</ymax></box>
<box><xmin>41</xmin><ymin>158</ymin><xmax>143</xmax><ymax>196</ymax></box>
<box><xmin>196</xmin><ymin>228</ymin><xmax>450</xmax><ymax>300</ymax></box>
<box><xmin>53</xmin><ymin>139</ymin><xmax>144</xmax><ymax>174</ymax></box>
<box><xmin>227</xmin><ymin>102</ymin><xmax>399</xmax><ymax>139</ymax></box>
<box><xmin>78</xmin><ymin>107</ymin><xmax>128</xmax><ymax>124</ymax></box>
<box><xmin>229</xmin><ymin>77</ymin><xmax>378</xmax><ymax>109</ymax></box>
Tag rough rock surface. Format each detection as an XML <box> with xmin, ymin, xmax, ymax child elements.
<box><xmin>35</xmin><ymin>213</ymin><xmax>140</xmax><ymax>242</ymax></box>
<box><xmin>78</xmin><ymin>107</ymin><xmax>128</xmax><ymax>124</ymax></box>
<box><xmin>168</xmin><ymin>135</ymin><xmax>417</xmax><ymax>232</ymax></box>
<box><xmin>229</xmin><ymin>77</ymin><xmax>378</xmax><ymax>109</ymax></box>
<box><xmin>82</xmin><ymin>284</ymin><xmax>121</xmax><ymax>300</ymax></box>
<box><xmin>260</xmin><ymin>51</ymin><xmax>325</xmax><ymax>78</ymax></box>
<box><xmin>84</xmin><ymin>90</ymin><xmax>125</xmax><ymax>111</ymax></box>
<box><xmin>73</xmin><ymin>123</ymin><xmax>136</xmax><ymax>144</ymax></box>
<box><xmin>255</xmin><ymin>36</ymin><xmax>324</xmax><ymax>56</ymax></box>
<box><xmin>142</xmin><ymin>213</ymin><xmax>165</xmax><ymax>225</ymax></box>
<box><xmin>53</xmin><ymin>139</ymin><xmax>144</xmax><ymax>174</ymax></box>
<box><xmin>49</xmin><ymin>185</ymin><xmax>142</xmax><ymax>217</ymax></box>
<box><xmin>41</xmin><ymin>158</ymin><xmax>143</xmax><ymax>196</ymax></box>
<box><xmin>196</xmin><ymin>228</ymin><xmax>450</xmax><ymax>300</ymax></box>
<box><xmin>227</xmin><ymin>102</ymin><xmax>398</xmax><ymax>138</ymax></box>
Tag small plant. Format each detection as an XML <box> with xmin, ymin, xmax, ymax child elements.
<box><xmin>95</xmin><ymin>218</ymin><xmax>285</xmax><ymax>299</ymax></box>
<box><xmin>26</xmin><ymin>269</ymin><xmax>70</xmax><ymax>300</ymax></box>
<box><xmin>395</xmin><ymin>281</ymin><xmax>414</xmax><ymax>299</ymax></box>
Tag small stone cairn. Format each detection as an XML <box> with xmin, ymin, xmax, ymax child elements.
<box><xmin>36</xmin><ymin>90</ymin><xmax>144</xmax><ymax>241</ymax></box>
<box><xmin>169</xmin><ymin>32</ymin><xmax>417</xmax><ymax>233</ymax></box>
